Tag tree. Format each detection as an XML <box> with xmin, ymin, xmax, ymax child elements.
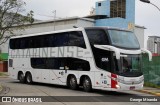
<box><xmin>0</xmin><ymin>0</ymin><xmax>34</xmax><ymax>45</ymax></box>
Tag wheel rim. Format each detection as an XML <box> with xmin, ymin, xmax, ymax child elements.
<box><xmin>27</xmin><ymin>75</ymin><xmax>31</xmax><ymax>83</ymax></box>
<box><xmin>84</xmin><ymin>78</ymin><xmax>90</xmax><ymax>89</ymax></box>
<box><xmin>20</xmin><ymin>74</ymin><xmax>24</xmax><ymax>81</ymax></box>
<box><xmin>70</xmin><ymin>77</ymin><xmax>76</xmax><ymax>88</ymax></box>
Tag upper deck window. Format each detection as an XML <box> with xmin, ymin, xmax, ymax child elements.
<box><xmin>108</xmin><ymin>30</ymin><xmax>140</xmax><ymax>49</ymax></box>
<box><xmin>85</xmin><ymin>29</ymin><xmax>109</xmax><ymax>45</ymax></box>
<box><xmin>9</xmin><ymin>31</ymin><xmax>86</xmax><ymax>49</ymax></box>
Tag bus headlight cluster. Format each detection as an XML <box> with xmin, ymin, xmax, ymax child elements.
<box><xmin>139</xmin><ymin>76</ymin><xmax>144</xmax><ymax>82</ymax></box>
<box><xmin>117</xmin><ymin>78</ymin><xmax>124</xmax><ymax>83</ymax></box>
<box><xmin>110</xmin><ymin>76</ymin><xmax>124</xmax><ymax>83</ymax></box>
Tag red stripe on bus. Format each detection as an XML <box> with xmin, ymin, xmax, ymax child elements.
<box><xmin>111</xmin><ymin>73</ymin><xmax>117</xmax><ymax>88</ymax></box>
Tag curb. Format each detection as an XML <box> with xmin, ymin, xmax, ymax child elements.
<box><xmin>136</xmin><ymin>90</ymin><xmax>160</xmax><ymax>96</ymax></box>
<box><xmin>0</xmin><ymin>76</ymin><xmax>8</xmax><ymax>78</ymax></box>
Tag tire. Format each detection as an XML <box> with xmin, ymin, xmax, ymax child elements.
<box><xmin>69</xmin><ymin>75</ymin><xmax>78</xmax><ymax>90</ymax></box>
<box><xmin>26</xmin><ymin>73</ymin><xmax>33</xmax><ymax>84</ymax></box>
<box><xmin>83</xmin><ymin>76</ymin><xmax>92</xmax><ymax>92</ymax></box>
<box><xmin>19</xmin><ymin>73</ymin><xmax>25</xmax><ymax>83</ymax></box>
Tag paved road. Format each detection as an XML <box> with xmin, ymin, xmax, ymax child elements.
<box><xmin>0</xmin><ymin>78</ymin><xmax>159</xmax><ymax>105</ymax></box>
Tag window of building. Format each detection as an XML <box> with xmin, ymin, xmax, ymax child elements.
<box><xmin>98</xmin><ymin>3</ymin><xmax>101</xmax><ymax>7</ymax></box>
<box><xmin>110</xmin><ymin>0</ymin><xmax>126</xmax><ymax>18</ymax></box>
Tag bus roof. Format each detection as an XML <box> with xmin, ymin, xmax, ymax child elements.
<box><xmin>84</xmin><ymin>26</ymin><xmax>132</xmax><ymax>32</ymax></box>
<box><xmin>10</xmin><ymin>26</ymin><xmax>132</xmax><ymax>39</ymax></box>
<box><xmin>10</xmin><ymin>27</ymin><xmax>84</xmax><ymax>39</ymax></box>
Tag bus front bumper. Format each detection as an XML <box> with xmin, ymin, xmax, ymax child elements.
<box><xmin>114</xmin><ymin>82</ymin><xmax>144</xmax><ymax>91</ymax></box>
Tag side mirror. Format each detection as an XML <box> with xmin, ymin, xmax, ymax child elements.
<box><xmin>141</xmin><ymin>48</ymin><xmax>152</xmax><ymax>61</ymax></box>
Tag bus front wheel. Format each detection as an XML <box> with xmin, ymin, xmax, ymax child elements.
<box><xmin>83</xmin><ymin>76</ymin><xmax>92</xmax><ymax>92</ymax></box>
<box><xmin>26</xmin><ymin>73</ymin><xmax>33</xmax><ymax>84</ymax></box>
<box><xmin>69</xmin><ymin>75</ymin><xmax>78</xmax><ymax>90</ymax></box>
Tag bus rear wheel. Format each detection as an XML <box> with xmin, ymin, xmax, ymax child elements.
<box><xmin>83</xmin><ymin>76</ymin><xmax>92</xmax><ymax>92</ymax></box>
<box><xmin>26</xmin><ymin>73</ymin><xmax>33</xmax><ymax>84</ymax></box>
<box><xmin>69</xmin><ymin>75</ymin><xmax>78</xmax><ymax>90</ymax></box>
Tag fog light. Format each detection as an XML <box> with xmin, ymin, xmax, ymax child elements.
<box><xmin>116</xmin><ymin>85</ymin><xmax>120</xmax><ymax>89</ymax></box>
<box><xmin>142</xmin><ymin>84</ymin><xmax>144</xmax><ymax>88</ymax></box>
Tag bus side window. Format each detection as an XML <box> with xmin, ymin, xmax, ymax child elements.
<box><xmin>31</xmin><ymin>58</ymin><xmax>46</xmax><ymax>69</ymax></box>
<box><xmin>85</xmin><ymin>29</ymin><xmax>109</xmax><ymax>45</ymax></box>
<box><xmin>37</xmin><ymin>36</ymin><xmax>45</xmax><ymax>48</ymax></box>
<box><xmin>31</xmin><ymin>58</ymin><xmax>90</xmax><ymax>71</ymax></box>
<box><xmin>9</xmin><ymin>59</ymin><xmax>13</xmax><ymax>67</ymax></box>
<box><xmin>66</xmin><ymin>58</ymin><xmax>90</xmax><ymax>71</ymax></box>
<box><xmin>10</xmin><ymin>39</ymin><xmax>15</xmax><ymax>49</ymax></box>
<box><xmin>68</xmin><ymin>31</ymin><xmax>86</xmax><ymax>49</ymax></box>
<box><xmin>93</xmin><ymin>48</ymin><xmax>111</xmax><ymax>72</ymax></box>
<box><xmin>46</xmin><ymin>58</ymin><xmax>65</xmax><ymax>70</ymax></box>
<box><xmin>54</xmin><ymin>33</ymin><xmax>69</xmax><ymax>47</ymax></box>
<box><xmin>85</xmin><ymin>29</ymin><xmax>111</xmax><ymax>72</ymax></box>
<box><xmin>19</xmin><ymin>38</ymin><xmax>25</xmax><ymax>49</ymax></box>
<box><xmin>27</xmin><ymin>37</ymin><xmax>33</xmax><ymax>48</ymax></box>
<box><xmin>14</xmin><ymin>39</ymin><xmax>20</xmax><ymax>49</ymax></box>
<box><xmin>48</xmin><ymin>35</ymin><xmax>55</xmax><ymax>47</ymax></box>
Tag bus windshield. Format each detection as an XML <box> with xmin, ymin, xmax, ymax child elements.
<box><xmin>108</xmin><ymin>30</ymin><xmax>140</xmax><ymax>49</ymax></box>
<box><xmin>115</xmin><ymin>55</ymin><xmax>142</xmax><ymax>77</ymax></box>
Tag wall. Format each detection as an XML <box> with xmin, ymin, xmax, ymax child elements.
<box><xmin>147</xmin><ymin>37</ymin><xmax>155</xmax><ymax>53</ymax></box>
<box><xmin>147</xmin><ymin>37</ymin><xmax>160</xmax><ymax>55</ymax></box>
<box><xmin>134</xmin><ymin>26</ymin><xmax>145</xmax><ymax>48</ymax></box>
<box><xmin>95</xmin><ymin>0</ymin><xmax>135</xmax><ymax>30</ymax></box>
<box><xmin>0</xmin><ymin>61</ymin><xmax>8</xmax><ymax>72</ymax></box>
<box><xmin>96</xmin><ymin>0</ymin><xmax>110</xmax><ymax>16</ymax></box>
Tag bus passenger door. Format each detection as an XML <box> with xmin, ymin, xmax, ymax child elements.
<box><xmin>50</xmin><ymin>69</ymin><xmax>66</xmax><ymax>85</ymax></box>
<box><xmin>50</xmin><ymin>70</ymin><xmax>59</xmax><ymax>84</ymax></box>
<box><xmin>49</xmin><ymin>58</ymin><xmax>67</xmax><ymax>85</ymax></box>
<box><xmin>57</xmin><ymin>69</ymin><xmax>67</xmax><ymax>85</ymax></box>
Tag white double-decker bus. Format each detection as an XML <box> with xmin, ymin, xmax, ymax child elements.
<box><xmin>8</xmin><ymin>27</ymin><xmax>152</xmax><ymax>91</ymax></box>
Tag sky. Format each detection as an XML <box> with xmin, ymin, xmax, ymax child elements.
<box><xmin>23</xmin><ymin>0</ymin><xmax>160</xmax><ymax>38</ymax></box>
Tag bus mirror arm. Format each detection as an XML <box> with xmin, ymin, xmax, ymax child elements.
<box><xmin>141</xmin><ymin>48</ymin><xmax>152</xmax><ymax>61</ymax></box>
<box><xmin>94</xmin><ymin>45</ymin><xmax>120</xmax><ymax>59</ymax></box>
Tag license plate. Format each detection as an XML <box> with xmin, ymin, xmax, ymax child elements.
<box><xmin>130</xmin><ymin>86</ymin><xmax>135</xmax><ymax>90</ymax></box>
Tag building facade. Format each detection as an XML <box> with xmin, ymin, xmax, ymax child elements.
<box><xmin>147</xmin><ymin>36</ymin><xmax>160</xmax><ymax>55</ymax></box>
<box><xmin>95</xmin><ymin>0</ymin><xmax>135</xmax><ymax>30</ymax></box>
